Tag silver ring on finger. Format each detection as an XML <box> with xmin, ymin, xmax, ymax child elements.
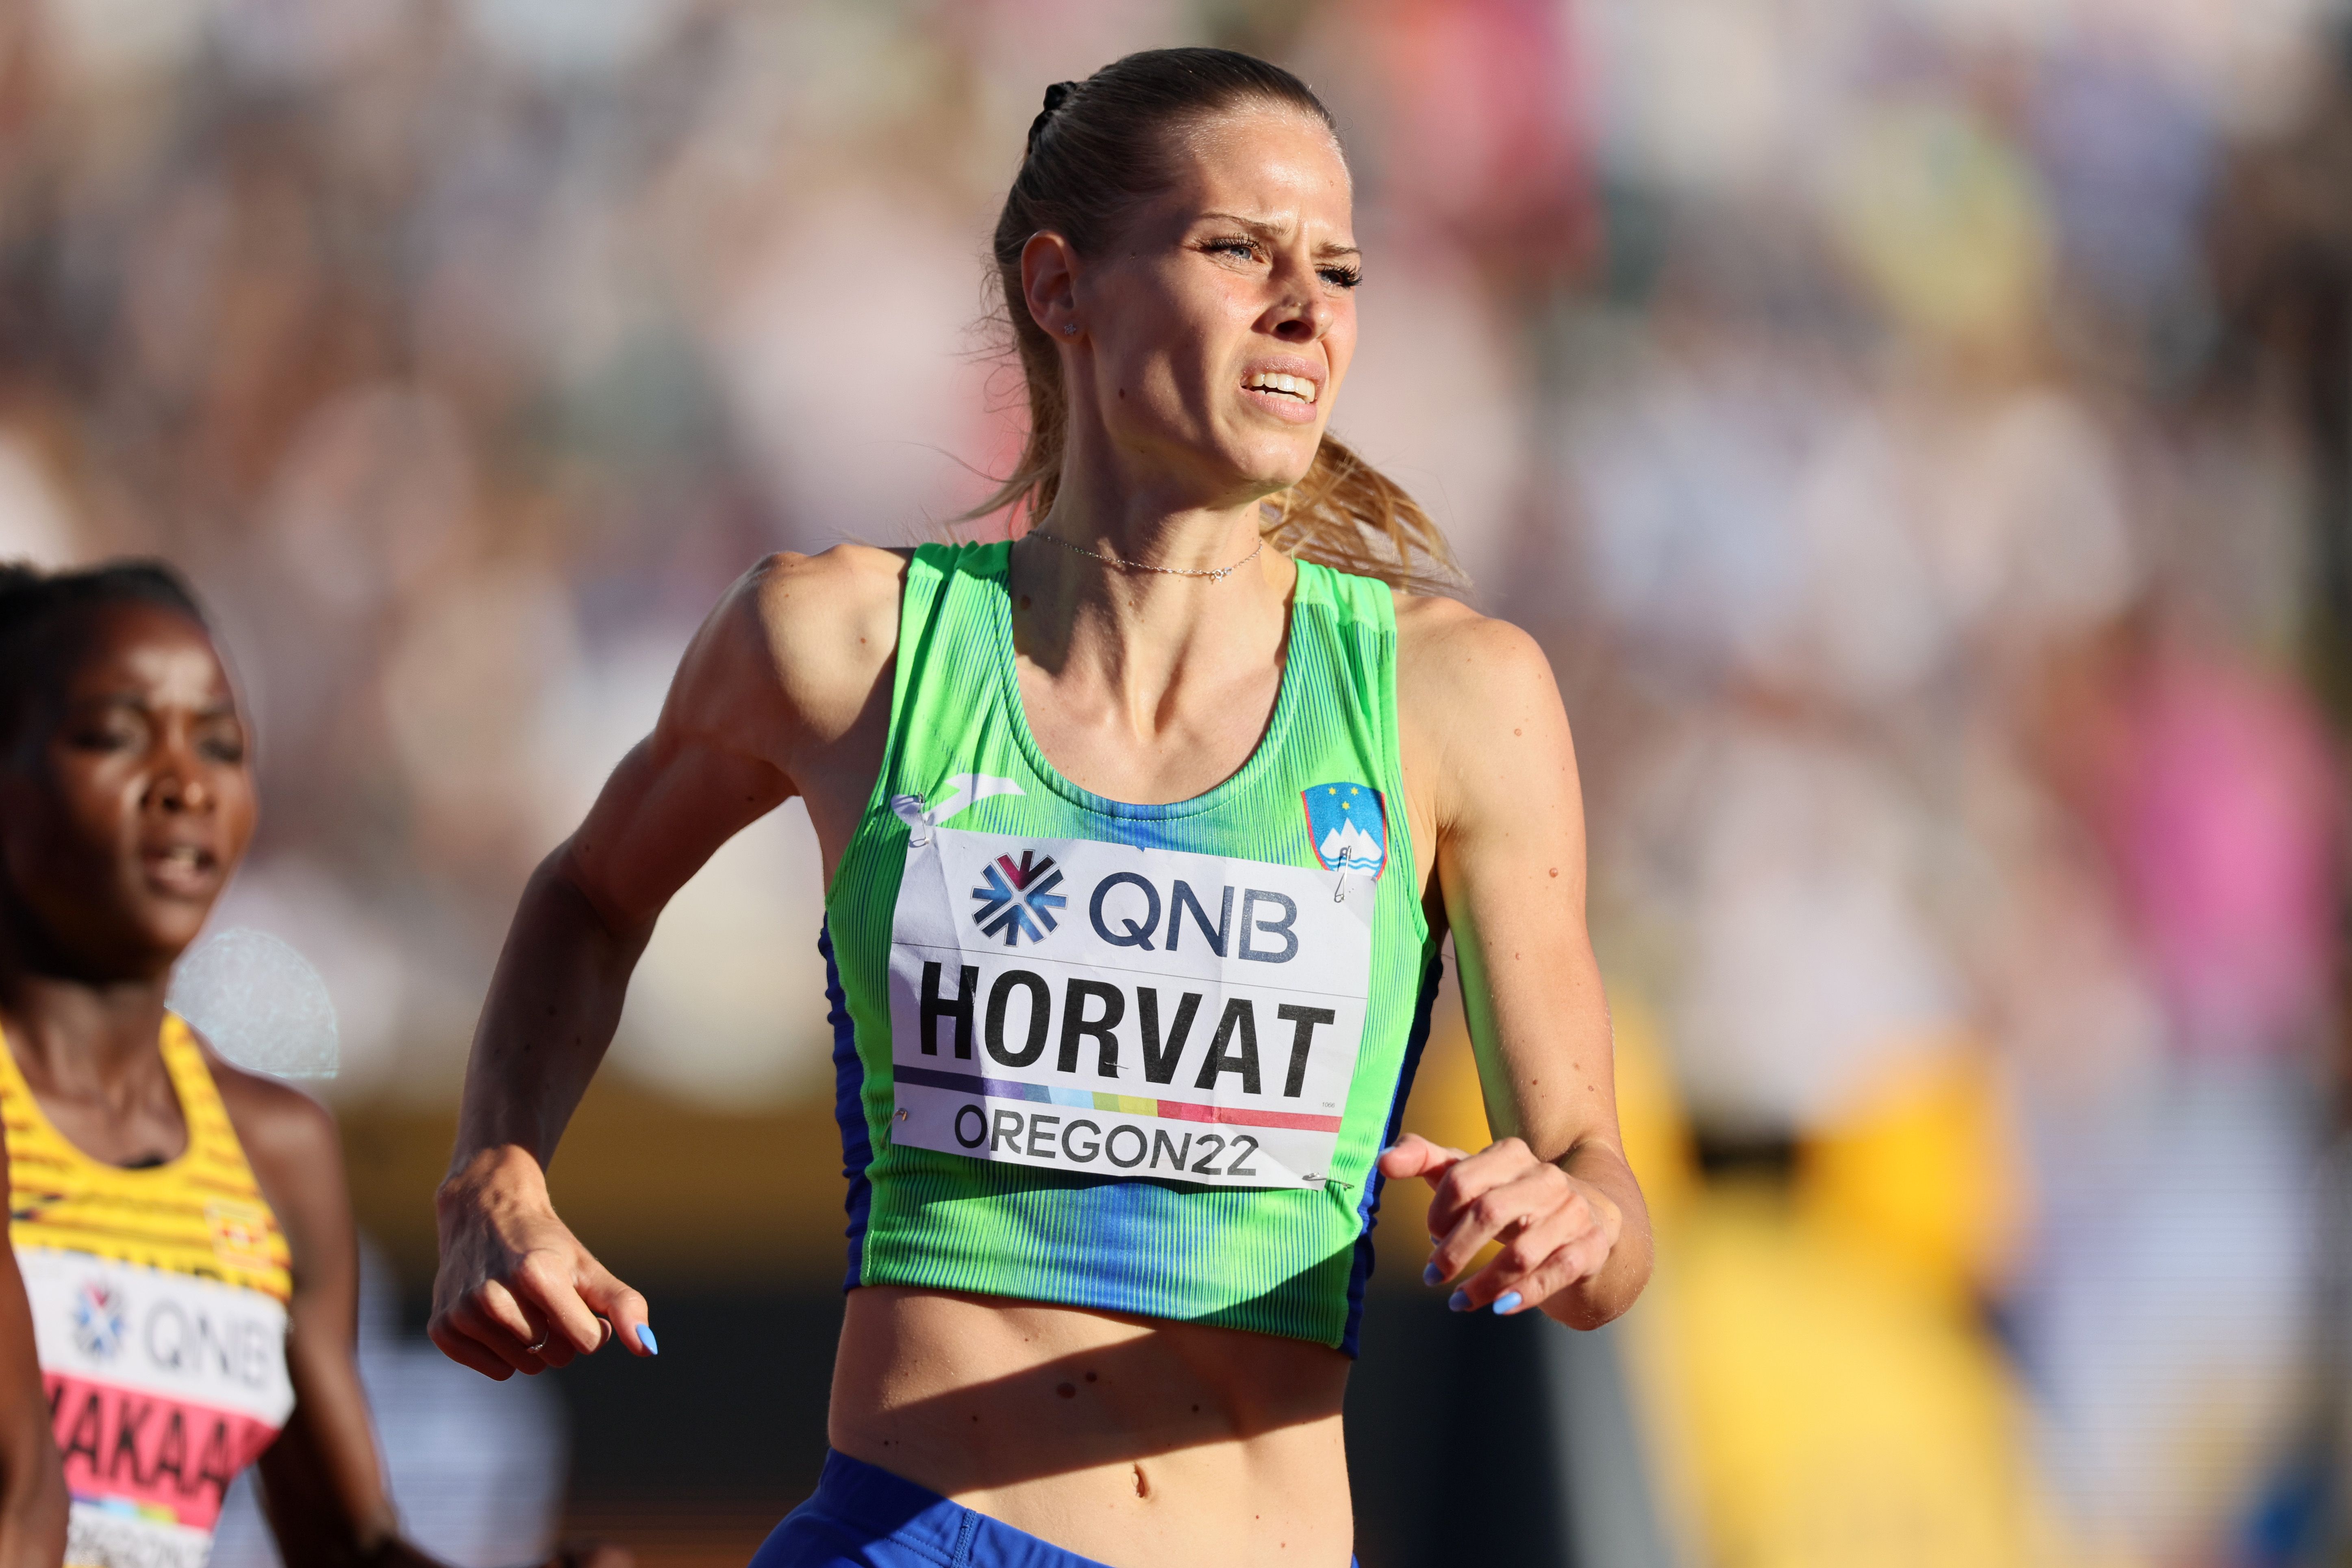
<box><xmin>526</xmin><ymin>1333</ymin><xmax>551</xmax><ymax>1354</ymax></box>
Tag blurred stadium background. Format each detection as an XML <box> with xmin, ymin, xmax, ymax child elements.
<box><xmin>4</xmin><ymin>0</ymin><xmax>2350</xmax><ymax>1563</ymax></box>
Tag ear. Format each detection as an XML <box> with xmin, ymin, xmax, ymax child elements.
<box><xmin>1020</xmin><ymin>231</ymin><xmax>1081</xmax><ymax>340</ymax></box>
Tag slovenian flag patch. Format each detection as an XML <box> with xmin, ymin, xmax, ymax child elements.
<box><xmin>1302</xmin><ymin>783</ymin><xmax>1387</xmax><ymax>878</ymax></box>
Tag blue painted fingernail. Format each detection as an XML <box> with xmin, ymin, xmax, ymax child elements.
<box><xmin>1422</xmin><ymin>1262</ymin><xmax>1443</xmax><ymax>1287</ymax></box>
<box><xmin>638</xmin><ymin>1326</ymin><xmax>659</xmax><ymax>1356</ymax></box>
<box><xmin>1493</xmin><ymin>1292</ymin><xmax>1523</xmax><ymax>1316</ymax></box>
<box><xmin>1448</xmin><ymin>1289</ymin><xmax>1470</xmax><ymax>1313</ymax></box>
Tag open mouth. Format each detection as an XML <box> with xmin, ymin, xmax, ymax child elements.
<box><xmin>1243</xmin><ymin>371</ymin><xmax>1319</xmax><ymax>405</ymax></box>
<box><xmin>142</xmin><ymin>842</ymin><xmax>218</xmax><ymax>893</ymax></box>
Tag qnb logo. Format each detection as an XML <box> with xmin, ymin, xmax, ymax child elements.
<box><xmin>71</xmin><ymin>1281</ymin><xmax>126</xmax><ymax>1361</ymax></box>
<box><xmin>971</xmin><ymin>850</ymin><xmax>1068</xmax><ymax>945</ymax></box>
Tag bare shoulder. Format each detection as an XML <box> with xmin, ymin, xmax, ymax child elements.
<box><xmin>1392</xmin><ymin>589</ymin><xmax>1562</xmax><ymax>723</ymax></box>
<box><xmin>197</xmin><ymin>1044</ymin><xmax>343</xmax><ymax>1193</ymax></box>
<box><xmin>743</xmin><ymin>543</ymin><xmax>909</xmax><ymax>638</ymax></box>
<box><xmin>1391</xmin><ymin>589</ymin><xmax>1576</xmax><ymax>844</ymax></box>
<box><xmin>677</xmin><ymin>544</ymin><xmax>910</xmax><ymax>757</ymax></box>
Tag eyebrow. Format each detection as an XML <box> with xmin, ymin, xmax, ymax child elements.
<box><xmin>1196</xmin><ymin>211</ymin><xmax>1361</xmax><ymax>260</ymax></box>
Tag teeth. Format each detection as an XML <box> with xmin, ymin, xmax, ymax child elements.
<box><xmin>1246</xmin><ymin>372</ymin><xmax>1317</xmax><ymax>403</ymax></box>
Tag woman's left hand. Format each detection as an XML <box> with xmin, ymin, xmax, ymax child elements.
<box><xmin>1378</xmin><ymin>1133</ymin><xmax>1622</xmax><ymax>1318</ymax></box>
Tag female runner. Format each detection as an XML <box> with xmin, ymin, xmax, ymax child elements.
<box><xmin>0</xmin><ymin>563</ymin><xmax>622</xmax><ymax>1568</ymax></box>
<box><xmin>430</xmin><ymin>47</ymin><xmax>1651</xmax><ymax>1568</ymax></box>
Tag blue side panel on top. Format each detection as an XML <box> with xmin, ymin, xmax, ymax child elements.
<box><xmin>822</xmin><ymin>921</ymin><xmax>874</xmax><ymax>1291</ymax></box>
<box><xmin>1341</xmin><ymin>947</ymin><xmax>1447</xmax><ymax>1358</ymax></box>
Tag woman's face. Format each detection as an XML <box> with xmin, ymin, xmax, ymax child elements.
<box><xmin>1048</xmin><ymin>104</ymin><xmax>1361</xmax><ymax>506</ymax></box>
<box><xmin>0</xmin><ymin>603</ymin><xmax>255</xmax><ymax>981</ymax></box>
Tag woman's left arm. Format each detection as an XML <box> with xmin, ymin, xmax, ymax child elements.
<box><xmin>0</xmin><ymin>1133</ymin><xmax>67</xmax><ymax>1568</ymax></box>
<box><xmin>215</xmin><ymin>1063</ymin><xmax>626</xmax><ymax>1567</ymax></box>
<box><xmin>1383</xmin><ymin>605</ymin><xmax>1652</xmax><ymax>1329</ymax></box>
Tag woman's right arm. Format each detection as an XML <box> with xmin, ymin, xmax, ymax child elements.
<box><xmin>0</xmin><ymin>1136</ymin><xmax>67</xmax><ymax>1568</ymax></box>
<box><xmin>429</xmin><ymin>548</ymin><xmax>901</xmax><ymax>1381</ymax></box>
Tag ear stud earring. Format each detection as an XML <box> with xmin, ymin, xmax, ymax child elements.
<box><xmin>1063</xmin><ymin>323</ymin><xmax>1077</xmax><ymax>335</ymax></box>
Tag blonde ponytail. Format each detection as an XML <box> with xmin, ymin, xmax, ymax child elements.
<box><xmin>1259</xmin><ymin>434</ymin><xmax>1459</xmax><ymax>594</ymax></box>
<box><xmin>970</xmin><ymin>417</ymin><xmax>1461</xmax><ymax>596</ymax></box>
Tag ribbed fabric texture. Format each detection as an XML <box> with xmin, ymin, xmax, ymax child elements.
<box><xmin>825</xmin><ymin>542</ymin><xmax>1441</xmax><ymax>1351</ymax></box>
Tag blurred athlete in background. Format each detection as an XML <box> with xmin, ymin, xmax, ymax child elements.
<box><xmin>0</xmin><ymin>563</ymin><xmax>623</xmax><ymax>1568</ymax></box>
<box><xmin>432</xmin><ymin>48</ymin><xmax>1650</xmax><ymax>1568</ymax></box>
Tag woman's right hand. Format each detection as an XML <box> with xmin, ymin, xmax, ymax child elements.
<box><xmin>429</xmin><ymin>1144</ymin><xmax>654</xmax><ymax>1379</ymax></box>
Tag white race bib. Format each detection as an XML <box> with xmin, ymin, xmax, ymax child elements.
<box><xmin>17</xmin><ymin>1246</ymin><xmax>292</xmax><ymax>1543</ymax></box>
<box><xmin>888</xmin><ymin>826</ymin><xmax>1375</xmax><ymax>1190</ymax></box>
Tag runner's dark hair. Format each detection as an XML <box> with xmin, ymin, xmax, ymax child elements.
<box><xmin>969</xmin><ymin>47</ymin><xmax>1459</xmax><ymax>592</ymax></box>
<box><xmin>0</xmin><ymin>560</ymin><xmax>211</xmax><ymax>749</ymax></box>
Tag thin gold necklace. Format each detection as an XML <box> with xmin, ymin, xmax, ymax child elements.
<box><xmin>1028</xmin><ymin>528</ymin><xmax>1263</xmax><ymax>583</ymax></box>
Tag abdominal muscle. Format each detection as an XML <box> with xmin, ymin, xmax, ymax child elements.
<box><xmin>828</xmin><ymin>1285</ymin><xmax>1356</xmax><ymax>1568</ymax></box>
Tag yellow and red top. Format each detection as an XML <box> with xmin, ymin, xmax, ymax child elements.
<box><xmin>2</xmin><ymin>1014</ymin><xmax>296</xmax><ymax>1568</ymax></box>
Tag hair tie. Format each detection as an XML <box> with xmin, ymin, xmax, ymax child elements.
<box><xmin>1026</xmin><ymin>80</ymin><xmax>1080</xmax><ymax>157</ymax></box>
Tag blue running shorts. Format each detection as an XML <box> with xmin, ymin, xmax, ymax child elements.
<box><xmin>749</xmin><ymin>1450</ymin><xmax>1357</xmax><ymax>1568</ymax></box>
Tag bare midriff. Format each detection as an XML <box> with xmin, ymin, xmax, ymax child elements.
<box><xmin>828</xmin><ymin>1285</ymin><xmax>1355</xmax><ymax>1568</ymax></box>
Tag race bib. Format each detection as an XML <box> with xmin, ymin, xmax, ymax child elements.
<box><xmin>888</xmin><ymin>826</ymin><xmax>1374</xmax><ymax>1190</ymax></box>
<box><xmin>17</xmin><ymin>1246</ymin><xmax>292</xmax><ymax>1554</ymax></box>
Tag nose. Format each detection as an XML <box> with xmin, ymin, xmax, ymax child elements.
<box><xmin>1269</xmin><ymin>292</ymin><xmax>1333</xmax><ymax>344</ymax></box>
<box><xmin>1265</xmin><ymin>256</ymin><xmax>1335</xmax><ymax>344</ymax></box>
<box><xmin>146</xmin><ymin>742</ymin><xmax>213</xmax><ymax>814</ymax></box>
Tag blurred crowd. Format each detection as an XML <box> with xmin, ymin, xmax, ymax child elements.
<box><xmin>1543</xmin><ymin>3</ymin><xmax>2352</xmax><ymax>1564</ymax></box>
<box><xmin>2</xmin><ymin>0</ymin><xmax>2350</xmax><ymax>1564</ymax></box>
